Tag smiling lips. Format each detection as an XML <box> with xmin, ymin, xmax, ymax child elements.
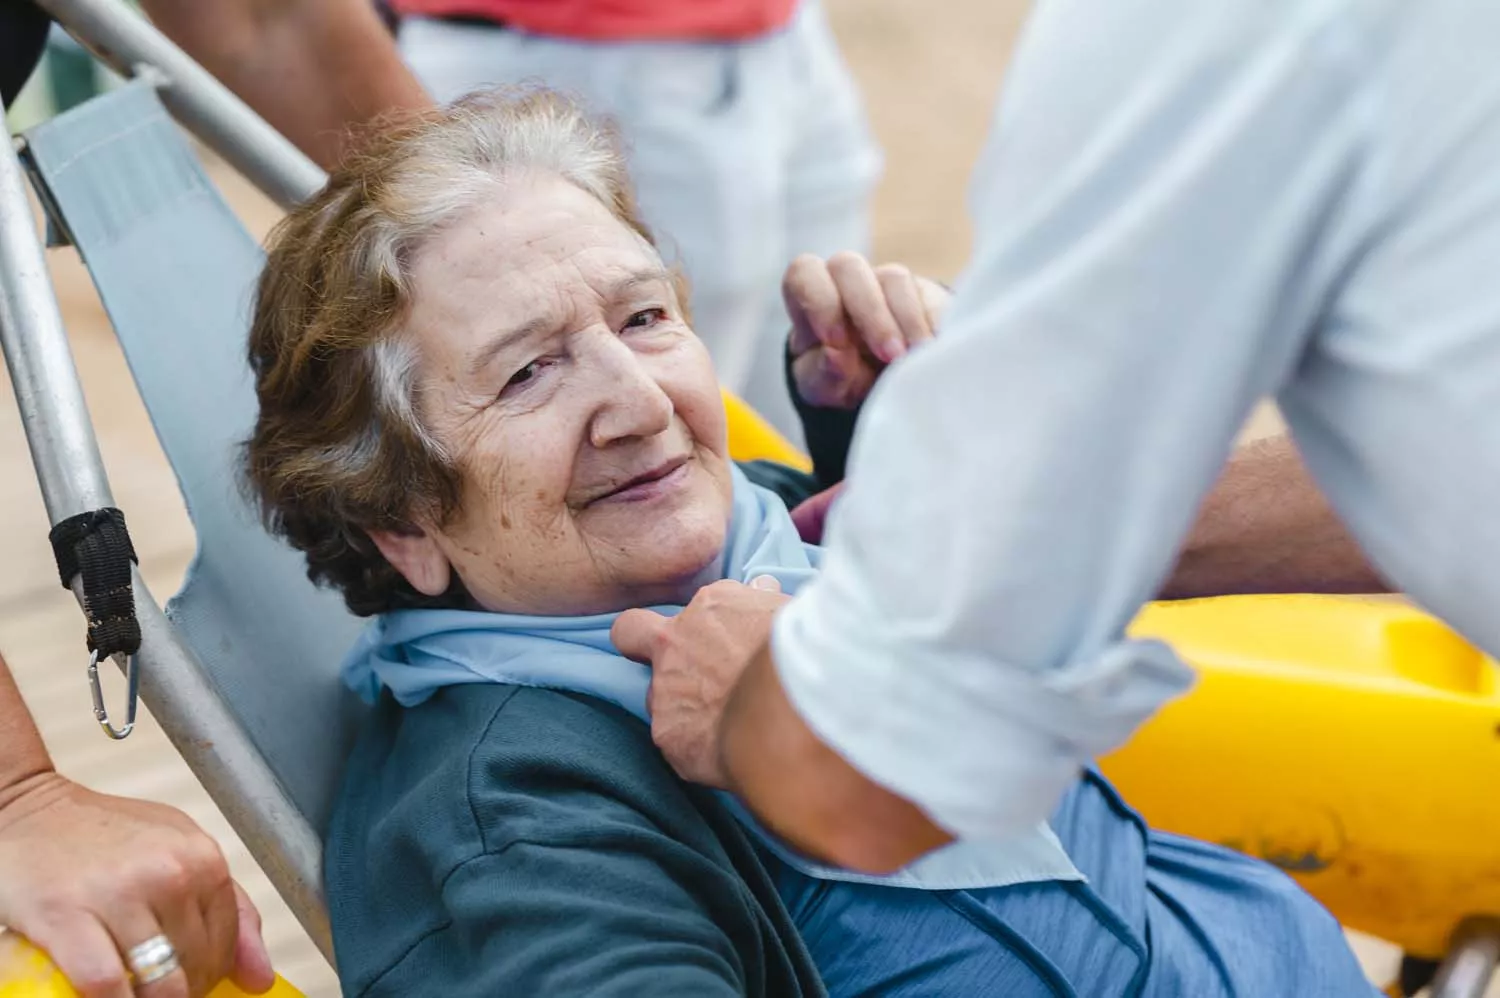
<box><xmin>587</xmin><ymin>455</ymin><xmax>690</xmax><ymax>505</ymax></box>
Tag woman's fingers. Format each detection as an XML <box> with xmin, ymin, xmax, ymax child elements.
<box><xmin>792</xmin><ymin>343</ymin><xmax>877</xmax><ymax>409</ymax></box>
<box><xmin>783</xmin><ymin>253</ymin><xmax>849</xmax><ymax>356</ymax></box>
<box><xmin>189</xmin><ymin>862</ymin><xmax>243</xmax><ymax>997</ymax></box>
<box><xmin>25</xmin><ymin>915</ymin><xmax>134</xmax><ymax>998</ymax></box>
<box><xmin>133</xmin><ymin>829</ymin><xmax>236</xmax><ymax>997</ymax></box>
<box><xmin>915</xmin><ymin>275</ymin><xmax>953</xmax><ymax>330</ymax></box>
<box><xmin>228</xmin><ymin>884</ymin><xmax>275</xmax><ymax>995</ymax></box>
<box><xmin>876</xmin><ymin>264</ymin><xmax>936</xmax><ymax>347</ymax></box>
<box><xmin>827</xmin><ymin>251</ymin><xmax>905</xmax><ymax>364</ymax></box>
<box><xmin>93</xmin><ymin>897</ymin><xmax>189</xmax><ymax>998</ymax></box>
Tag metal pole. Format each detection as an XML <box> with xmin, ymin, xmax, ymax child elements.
<box><xmin>1431</xmin><ymin>922</ymin><xmax>1500</xmax><ymax>998</ymax></box>
<box><xmin>0</xmin><ymin>139</ymin><xmax>333</xmax><ymax>959</ymax></box>
<box><xmin>0</xmin><ymin>139</ymin><xmax>113</xmax><ymax>521</ymax></box>
<box><xmin>33</xmin><ymin>0</ymin><xmax>325</xmax><ymax>209</ymax></box>
<box><xmin>131</xmin><ymin>576</ymin><xmax>333</xmax><ymax>959</ymax></box>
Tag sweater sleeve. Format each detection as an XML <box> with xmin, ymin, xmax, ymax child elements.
<box><xmin>354</xmin><ymin>841</ymin><xmax>752</xmax><ymax>997</ymax></box>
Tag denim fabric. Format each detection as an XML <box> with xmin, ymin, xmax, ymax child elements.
<box><xmin>765</xmin><ymin>771</ymin><xmax>1377</xmax><ymax>997</ymax></box>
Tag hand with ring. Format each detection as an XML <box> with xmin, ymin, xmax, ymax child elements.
<box><xmin>0</xmin><ymin>771</ymin><xmax>274</xmax><ymax>997</ymax></box>
<box><xmin>127</xmin><ymin>935</ymin><xmax>181</xmax><ymax>988</ymax></box>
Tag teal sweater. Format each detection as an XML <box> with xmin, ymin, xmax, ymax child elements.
<box><xmin>325</xmin><ymin>461</ymin><xmax>830</xmax><ymax>998</ymax></box>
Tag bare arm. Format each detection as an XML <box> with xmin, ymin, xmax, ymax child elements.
<box><xmin>0</xmin><ymin>656</ymin><xmax>53</xmax><ymax>809</ymax></box>
<box><xmin>142</xmin><ymin>0</ymin><xmax>430</xmax><ymax>170</ymax></box>
<box><xmin>1164</xmin><ymin>434</ymin><xmax>1388</xmax><ymax>600</ymax></box>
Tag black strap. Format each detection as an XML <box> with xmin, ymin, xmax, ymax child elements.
<box><xmin>0</xmin><ymin>3</ymin><xmax>51</xmax><ymax>110</ymax></box>
<box><xmin>784</xmin><ymin>342</ymin><xmax>861</xmax><ymax>488</ymax></box>
<box><xmin>48</xmin><ymin>508</ymin><xmax>141</xmax><ymax>658</ymax></box>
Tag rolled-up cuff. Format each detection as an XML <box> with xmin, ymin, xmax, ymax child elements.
<box><xmin>771</xmin><ymin>577</ymin><xmax>1195</xmax><ymax>841</ymax></box>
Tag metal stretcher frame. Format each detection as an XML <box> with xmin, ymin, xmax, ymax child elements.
<box><xmin>2</xmin><ymin>2</ymin><xmax>1497</xmax><ymax>994</ymax></box>
<box><xmin>0</xmin><ymin>0</ymin><xmax>332</xmax><ymax>960</ymax></box>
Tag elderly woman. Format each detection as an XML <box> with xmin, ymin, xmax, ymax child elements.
<box><xmin>245</xmin><ymin>90</ymin><xmax>1375</xmax><ymax>997</ymax></box>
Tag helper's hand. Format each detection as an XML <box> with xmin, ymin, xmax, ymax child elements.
<box><xmin>612</xmin><ymin>577</ymin><xmax>789</xmax><ymax>788</ymax></box>
<box><xmin>0</xmin><ymin>773</ymin><xmax>274</xmax><ymax>998</ymax></box>
<box><xmin>786</xmin><ymin>252</ymin><xmax>950</xmax><ymax>410</ymax></box>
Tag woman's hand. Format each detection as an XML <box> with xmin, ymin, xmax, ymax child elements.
<box><xmin>0</xmin><ymin>773</ymin><xmax>273</xmax><ymax>998</ymax></box>
<box><xmin>785</xmin><ymin>252</ymin><xmax>950</xmax><ymax>410</ymax></box>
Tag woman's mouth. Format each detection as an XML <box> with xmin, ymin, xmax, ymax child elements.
<box><xmin>589</xmin><ymin>456</ymin><xmax>691</xmax><ymax>505</ymax></box>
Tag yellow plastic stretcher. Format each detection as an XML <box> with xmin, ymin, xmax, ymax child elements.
<box><xmin>1107</xmin><ymin>595</ymin><xmax>1500</xmax><ymax>960</ymax></box>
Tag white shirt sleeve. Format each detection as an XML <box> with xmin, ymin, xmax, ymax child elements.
<box><xmin>772</xmin><ymin>0</ymin><xmax>1500</xmax><ymax>841</ymax></box>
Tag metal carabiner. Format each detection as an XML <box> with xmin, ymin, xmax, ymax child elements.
<box><xmin>87</xmin><ymin>648</ymin><xmax>138</xmax><ymax>740</ymax></box>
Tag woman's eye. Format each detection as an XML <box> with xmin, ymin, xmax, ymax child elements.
<box><xmin>622</xmin><ymin>308</ymin><xmax>666</xmax><ymax>332</ymax></box>
<box><xmin>503</xmin><ymin>361</ymin><xmax>542</xmax><ymax>392</ymax></box>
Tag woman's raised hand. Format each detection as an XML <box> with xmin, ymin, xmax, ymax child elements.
<box><xmin>785</xmin><ymin>252</ymin><xmax>950</xmax><ymax>410</ymax></box>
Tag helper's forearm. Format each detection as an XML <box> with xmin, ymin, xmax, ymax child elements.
<box><xmin>1163</xmin><ymin>435</ymin><xmax>1388</xmax><ymax>599</ymax></box>
<box><xmin>144</xmin><ymin>0</ymin><xmax>430</xmax><ymax>170</ymax></box>
<box><xmin>0</xmin><ymin>655</ymin><xmax>55</xmax><ymax>808</ymax></box>
<box><xmin>720</xmin><ymin>642</ymin><xmax>952</xmax><ymax>873</ymax></box>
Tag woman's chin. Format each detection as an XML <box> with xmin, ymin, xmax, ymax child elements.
<box><xmin>616</xmin><ymin>527</ymin><xmax>727</xmax><ymax>606</ymax></box>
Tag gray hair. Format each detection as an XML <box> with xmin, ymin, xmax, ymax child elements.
<box><xmin>245</xmin><ymin>87</ymin><xmax>667</xmax><ymax>615</ymax></box>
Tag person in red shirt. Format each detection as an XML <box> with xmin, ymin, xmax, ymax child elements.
<box><xmin>389</xmin><ymin>0</ymin><xmax>883</xmax><ymax>444</ymax></box>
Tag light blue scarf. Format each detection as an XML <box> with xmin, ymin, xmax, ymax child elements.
<box><xmin>342</xmin><ymin>465</ymin><xmax>1080</xmax><ymax>890</ymax></box>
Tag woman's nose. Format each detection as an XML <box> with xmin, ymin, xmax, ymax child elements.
<box><xmin>587</xmin><ymin>339</ymin><xmax>674</xmax><ymax>449</ymax></box>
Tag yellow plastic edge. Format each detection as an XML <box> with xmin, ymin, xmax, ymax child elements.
<box><xmin>0</xmin><ymin>933</ymin><xmax>304</xmax><ymax>998</ymax></box>
<box><xmin>722</xmin><ymin>389</ymin><xmax>812</xmax><ymax>472</ymax></box>
<box><xmin>1105</xmin><ymin>594</ymin><xmax>1500</xmax><ymax>958</ymax></box>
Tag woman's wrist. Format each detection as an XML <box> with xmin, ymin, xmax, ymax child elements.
<box><xmin>0</xmin><ymin>769</ymin><xmax>65</xmax><ymax>824</ymax></box>
<box><xmin>0</xmin><ymin>660</ymin><xmax>58</xmax><ymax>810</ymax></box>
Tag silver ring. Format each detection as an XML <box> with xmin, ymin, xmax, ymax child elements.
<box><xmin>126</xmin><ymin>934</ymin><xmax>181</xmax><ymax>987</ymax></box>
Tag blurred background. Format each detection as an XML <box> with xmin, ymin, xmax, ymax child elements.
<box><xmin>0</xmin><ymin>1</ymin><xmax>1378</xmax><ymax>994</ymax></box>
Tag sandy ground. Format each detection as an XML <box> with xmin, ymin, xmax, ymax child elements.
<box><xmin>0</xmin><ymin>1</ymin><xmax>1465</xmax><ymax>994</ymax></box>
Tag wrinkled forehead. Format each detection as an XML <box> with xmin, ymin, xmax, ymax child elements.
<box><xmin>406</xmin><ymin>175</ymin><xmax>666</xmax><ymax>338</ymax></box>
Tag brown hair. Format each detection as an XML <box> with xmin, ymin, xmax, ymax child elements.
<box><xmin>244</xmin><ymin>88</ymin><xmax>662</xmax><ymax>616</ymax></box>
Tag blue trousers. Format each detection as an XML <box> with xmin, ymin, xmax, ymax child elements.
<box><xmin>767</xmin><ymin>771</ymin><xmax>1377</xmax><ymax>997</ymax></box>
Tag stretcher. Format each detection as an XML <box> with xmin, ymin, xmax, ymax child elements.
<box><xmin>1</xmin><ymin>2</ymin><xmax>1495</xmax><ymax>995</ymax></box>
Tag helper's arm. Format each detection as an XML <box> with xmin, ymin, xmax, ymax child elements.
<box><xmin>1166</xmin><ymin>435</ymin><xmax>1387</xmax><ymax>599</ymax></box>
<box><xmin>671</xmin><ymin>0</ymin><xmax>1396</xmax><ymax>869</ymax></box>
<box><xmin>141</xmin><ymin>0</ymin><xmax>430</xmax><ymax>169</ymax></box>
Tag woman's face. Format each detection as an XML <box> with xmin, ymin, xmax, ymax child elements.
<box><xmin>370</xmin><ymin>173</ymin><xmax>734</xmax><ymax>615</ymax></box>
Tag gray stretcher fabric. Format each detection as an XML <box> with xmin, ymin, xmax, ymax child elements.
<box><xmin>24</xmin><ymin>82</ymin><xmax>366</xmax><ymax>833</ymax></box>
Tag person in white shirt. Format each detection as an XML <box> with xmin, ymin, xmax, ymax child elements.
<box><xmin>615</xmin><ymin>0</ymin><xmax>1500</xmax><ymax>873</ymax></box>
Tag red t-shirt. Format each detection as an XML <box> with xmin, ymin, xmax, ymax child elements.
<box><xmin>389</xmin><ymin>0</ymin><xmax>798</xmax><ymax>41</ymax></box>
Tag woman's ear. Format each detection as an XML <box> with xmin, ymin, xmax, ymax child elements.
<box><xmin>368</xmin><ymin>523</ymin><xmax>453</xmax><ymax>597</ymax></box>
